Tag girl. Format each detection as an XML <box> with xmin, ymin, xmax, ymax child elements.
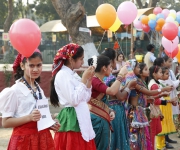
<box><xmin>88</xmin><ymin>55</ymin><xmax>131</xmax><ymax>150</ymax></box>
<box><xmin>148</xmin><ymin>65</ymin><xmax>173</xmax><ymax>150</ymax></box>
<box><xmin>153</xmin><ymin>57</ymin><xmax>164</xmax><ymax>67</ymax></box>
<box><xmin>102</xmin><ymin>48</ymin><xmax>136</xmax><ymax>150</ymax></box>
<box><xmin>116</xmin><ymin>52</ymin><xmax>126</xmax><ymax>70</ymax></box>
<box><xmin>0</xmin><ymin>50</ymin><xmax>58</xmax><ymax>150</ymax></box>
<box><xmin>156</xmin><ymin>67</ymin><xmax>177</xmax><ymax>150</ymax></box>
<box><xmin>127</xmin><ymin>62</ymin><xmax>172</xmax><ymax>150</ymax></box>
<box><xmin>50</xmin><ymin>43</ymin><xmax>96</xmax><ymax>150</ymax></box>
<box><xmin>163</xmin><ymin>55</ymin><xmax>179</xmax><ymax>145</ymax></box>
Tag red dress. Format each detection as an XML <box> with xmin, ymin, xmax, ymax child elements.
<box><xmin>150</xmin><ymin>84</ymin><xmax>164</xmax><ymax>150</ymax></box>
<box><xmin>7</xmin><ymin>121</ymin><xmax>55</xmax><ymax>150</ymax></box>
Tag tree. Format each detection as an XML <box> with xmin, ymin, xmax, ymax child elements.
<box><xmin>0</xmin><ymin>0</ymin><xmax>8</xmax><ymax>29</ymax></box>
<box><xmin>51</xmin><ymin>0</ymin><xmax>98</xmax><ymax>65</ymax></box>
<box><xmin>136</xmin><ymin>0</ymin><xmax>160</xmax><ymax>8</ymax></box>
<box><xmin>3</xmin><ymin>0</ymin><xmax>14</xmax><ymax>52</ymax></box>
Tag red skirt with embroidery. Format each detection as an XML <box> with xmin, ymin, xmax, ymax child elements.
<box><xmin>54</xmin><ymin>131</ymin><xmax>96</xmax><ymax>150</ymax></box>
<box><xmin>7</xmin><ymin>121</ymin><xmax>55</xmax><ymax>150</ymax></box>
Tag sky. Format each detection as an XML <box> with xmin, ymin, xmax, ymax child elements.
<box><xmin>15</xmin><ymin>0</ymin><xmax>35</xmax><ymax>4</ymax></box>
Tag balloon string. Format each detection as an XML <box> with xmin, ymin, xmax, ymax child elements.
<box><xmin>114</xmin><ymin>33</ymin><xmax>125</xmax><ymax>57</ymax></box>
<box><xmin>27</xmin><ymin>59</ymin><xmax>33</xmax><ymax>90</ymax></box>
<box><xmin>126</xmin><ymin>27</ymin><xmax>128</xmax><ymax>58</ymax></box>
<box><xmin>97</xmin><ymin>30</ymin><xmax>106</xmax><ymax>51</ymax></box>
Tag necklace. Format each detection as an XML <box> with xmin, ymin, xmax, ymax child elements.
<box><xmin>21</xmin><ymin>77</ymin><xmax>42</xmax><ymax>100</ymax></box>
<box><xmin>140</xmin><ymin>79</ymin><xmax>148</xmax><ymax>89</ymax></box>
<box><xmin>94</xmin><ymin>74</ymin><xmax>104</xmax><ymax>83</ymax></box>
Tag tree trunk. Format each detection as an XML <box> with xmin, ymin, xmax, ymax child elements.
<box><xmin>3</xmin><ymin>0</ymin><xmax>13</xmax><ymax>53</ymax></box>
<box><xmin>51</xmin><ymin>0</ymin><xmax>98</xmax><ymax>65</ymax></box>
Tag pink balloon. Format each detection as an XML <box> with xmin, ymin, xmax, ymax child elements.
<box><xmin>162</xmin><ymin>36</ymin><xmax>179</xmax><ymax>52</ymax></box>
<box><xmin>133</xmin><ymin>20</ymin><xmax>142</xmax><ymax>30</ymax></box>
<box><xmin>9</xmin><ymin>19</ymin><xmax>41</xmax><ymax>57</ymax></box>
<box><xmin>162</xmin><ymin>9</ymin><xmax>170</xmax><ymax>18</ymax></box>
<box><xmin>165</xmin><ymin>47</ymin><xmax>178</xmax><ymax>58</ymax></box>
<box><xmin>117</xmin><ymin>1</ymin><xmax>137</xmax><ymax>25</ymax></box>
<box><xmin>177</xmin><ymin>11</ymin><xmax>180</xmax><ymax>16</ymax></box>
<box><xmin>153</xmin><ymin>7</ymin><xmax>162</xmax><ymax>15</ymax></box>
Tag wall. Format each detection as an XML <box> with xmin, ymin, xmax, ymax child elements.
<box><xmin>0</xmin><ymin>71</ymin><xmax>52</xmax><ymax>97</ymax></box>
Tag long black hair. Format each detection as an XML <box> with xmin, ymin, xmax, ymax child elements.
<box><xmin>88</xmin><ymin>55</ymin><xmax>110</xmax><ymax>72</ymax></box>
<box><xmin>149</xmin><ymin>65</ymin><xmax>161</xmax><ymax>81</ymax></box>
<box><xmin>50</xmin><ymin>46</ymin><xmax>84</xmax><ymax>107</ymax></box>
<box><xmin>14</xmin><ymin>52</ymin><xmax>42</xmax><ymax>83</ymax></box>
<box><xmin>101</xmin><ymin>48</ymin><xmax>116</xmax><ymax>61</ymax></box>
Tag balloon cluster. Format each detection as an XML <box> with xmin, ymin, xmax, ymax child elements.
<box><xmin>96</xmin><ymin>2</ymin><xmax>137</xmax><ymax>32</ymax></box>
<box><xmin>134</xmin><ymin>7</ymin><xmax>180</xmax><ymax>60</ymax></box>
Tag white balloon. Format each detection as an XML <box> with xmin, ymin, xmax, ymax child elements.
<box><xmin>166</xmin><ymin>16</ymin><xmax>175</xmax><ymax>22</ymax></box>
<box><xmin>170</xmin><ymin>9</ymin><xmax>176</xmax><ymax>15</ymax></box>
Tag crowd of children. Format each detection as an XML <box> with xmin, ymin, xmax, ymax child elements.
<box><xmin>0</xmin><ymin>43</ymin><xmax>180</xmax><ymax>150</ymax></box>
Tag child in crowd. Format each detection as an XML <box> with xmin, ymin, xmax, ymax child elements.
<box><xmin>0</xmin><ymin>50</ymin><xmax>59</xmax><ymax>150</ymax></box>
<box><xmin>116</xmin><ymin>52</ymin><xmax>126</xmax><ymax>70</ymax></box>
<box><xmin>50</xmin><ymin>44</ymin><xmax>96</xmax><ymax>150</ymax></box>
<box><xmin>148</xmin><ymin>66</ymin><xmax>173</xmax><ymax>150</ymax></box>
<box><xmin>157</xmin><ymin>67</ymin><xmax>177</xmax><ymax>150</ymax></box>
<box><xmin>163</xmin><ymin>55</ymin><xmax>179</xmax><ymax>147</ymax></box>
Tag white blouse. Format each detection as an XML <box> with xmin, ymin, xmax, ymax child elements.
<box><xmin>0</xmin><ymin>80</ymin><xmax>46</xmax><ymax>118</ymax></box>
<box><xmin>55</xmin><ymin>65</ymin><xmax>91</xmax><ymax>107</ymax></box>
<box><xmin>54</xmin><ymin>65</ymin><xmax>95</xmax><ymax>142</ymax></box>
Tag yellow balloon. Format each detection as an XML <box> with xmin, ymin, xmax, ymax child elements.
<box><xmin>168</xmin><ymin>13</ymin><xmax>176</xmax><ymax>19</ymax></box>
<box><xmin>109</xmin><ymin>17</ymin><xmax>122</xmax><ymax>32</ymax></box>
<box><xmin>174</xmin><ymin>21</ymin><xmax>179</xmax><ymax>27</ymax></box>
<box><xmin>148</xmin><ymin>14</ymin><xmax>156</xmax><ymax>20</ymax></box>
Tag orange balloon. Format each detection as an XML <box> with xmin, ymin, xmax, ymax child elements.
<box><xmin>157</xmin><ymin>18</ymin><xmax>165</xmax><ymax>27</ymax></box>
<box><xmin>96</xmin><ymin>4</ymin><xmax>116</xmax><ymax>30</ymax></box>
<box><xmin>176</xmin><ymin>44</ymin><xmax>180</xmax><ymax>63</ymax></box>
<box><xmin>141</xmin><ymin>16</ymin><xmax>149</xmax><ymax>25</ymax></box>
<box><xmin>155</xmin><ymin>24</ymin><xmax>162</xmax><ymax>32</ymax></box>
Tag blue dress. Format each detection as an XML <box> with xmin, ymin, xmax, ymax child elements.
<box><xmin>104</xmin><ymin>75</ymin><xmax>130</xmax><ymax>150</ymax></box>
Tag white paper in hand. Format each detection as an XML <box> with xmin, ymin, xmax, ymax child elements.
<box><xmin>36</xmin><ymin>98</ymin><xmax>55</xmax><ymax>131</ymax></box>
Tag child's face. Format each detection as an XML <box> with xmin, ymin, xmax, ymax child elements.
<box><xmin>104</xmin><ymin>64</ymin><xmax>113</xmax><ymax>77</ymax></box>
<box><xmin>164</xmin><ymin>58</ymin><xmax>172</xmax><ymax>68</ymax></box>
<box><xmin>71</xmin><ymin>54</ymin><xmax>84</xmax><ymax>69</ymax></box>
<box><xmin>162</xmin><ymin>70</ymin><xmax>169</xmax><ymax>80</ymax></box>
<box><xmin>117</xmin><ymin>54</ymin><xmax>124</xmax><ymax>62</ymax></box>
<box><xmin>153</xmin><ymin>68</ymin><xmax>162</xmax><ymax>80</ymax></box>
<box><xmin>21</xmin><ymin>57</ymin><xmax>42</xmax><ymax>80</ymax></box>
<box><xmin>134</xmin><ymin>64</ymin><xmax>140</xmax><ymax>75</ymax></box>
<box><xmin>142</xmin><ymin>65</ymin><xmax>149</xmax><ymax>77</ymax></box>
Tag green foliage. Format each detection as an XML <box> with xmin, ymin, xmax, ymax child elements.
<box><xmin>158</xmin><ymin>0</ymin><xmax>180</xmax><ymax>10</ymax></box>
<box><xmin>0</xmin><ymin>0</ymin><xmax>8</xmax><ymax>29</ymax></box>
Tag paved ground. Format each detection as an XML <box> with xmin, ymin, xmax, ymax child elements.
<box><xmin>0</xmin><ymin>105</ymin><xmax>180</xmax><ymax>150</ymax></box>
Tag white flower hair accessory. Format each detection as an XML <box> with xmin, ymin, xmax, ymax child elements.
<box><xmin>91</xmin><ymin>55</ymin><xmax>97</xmax><ymax>69</ymax></box>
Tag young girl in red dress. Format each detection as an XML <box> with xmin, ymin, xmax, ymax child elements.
<box><xmin>0</xmin><ymin>50</ymin><xmax>59</xmax><ymax>150</ymax></box>
<box><xmin>148</xmin><ymin>65</ymin><xmax>173</xmax><ymax>150</ymax></box>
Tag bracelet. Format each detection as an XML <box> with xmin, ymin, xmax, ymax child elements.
<box><xmin>124</xmin><ymin>87</ymin><xmax>131</xmax><ymax>95</ymax></box>
<box><xmin>138</xmin><ymin>86</ymin><xmax>143</xmax><ymax>91</ymax></box>
<box><xmin>116</xmin><ymin>75</ymin><xmax>124</xmax><ymax>82</ymax></box>
<box><xmin>118</xmin><ymin>73</ymin><xmax>125</xmax><ymax>77</ymax></box>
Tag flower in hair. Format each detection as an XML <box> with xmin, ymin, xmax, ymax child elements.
<box><xmin>92</xmin><ymin>55</ymin><xmax>97</xmax><ymax>69</ymax></box>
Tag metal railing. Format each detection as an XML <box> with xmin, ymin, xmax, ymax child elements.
<box><xmin>0</xmin><ymin>40</ymin><xmax>156</xmax><ymax>64</ymax></box>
